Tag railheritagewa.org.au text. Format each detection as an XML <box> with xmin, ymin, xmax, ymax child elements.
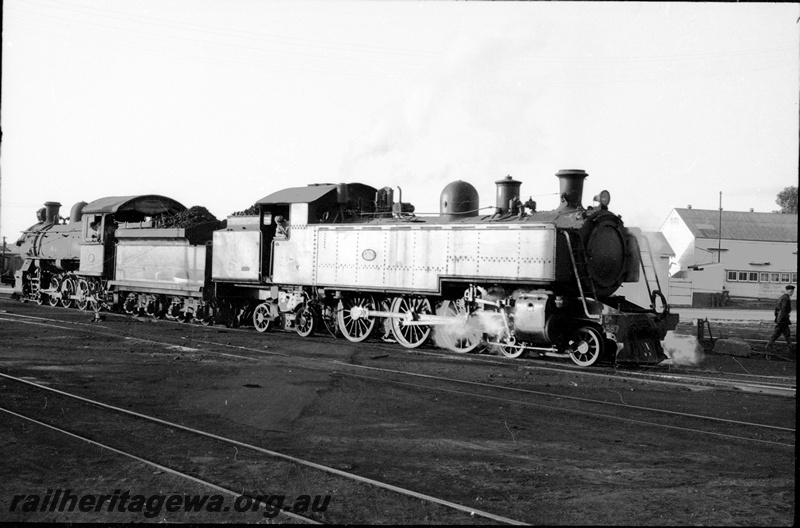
<box><xmin>8</xmin><ymin>489</ymin><xmax>331</xmax><ymax>519</ymax></box>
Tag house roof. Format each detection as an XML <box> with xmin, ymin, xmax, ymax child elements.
<box><xmin>672</xmin><ymin>208</ymin><xmax>798</xmax><ymax>243</ymax></box>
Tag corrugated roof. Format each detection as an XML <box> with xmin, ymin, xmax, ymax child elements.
<box><xmin>83</xmin><ymin>195</ymin><xmax>185</xmax><ymax>215</ymax></box>
<box><xmin>256</xmin><ymin>184</ymin><xmax>337</xmax><ymax>205</ymax></box>
<box><xmin>673</xmin><ymin>208</ymin><xmax>798</xmax><ymax>242</ymax></box>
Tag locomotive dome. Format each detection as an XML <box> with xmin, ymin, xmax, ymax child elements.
<box><xmin>440</xmin><ymin>180</ymin><xmax>479</xmax><ymax>220</ymax></box>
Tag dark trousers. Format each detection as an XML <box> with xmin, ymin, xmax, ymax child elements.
<box><xmin>767</xmin><ymin>323</ymin><xmax>791</xmax><ymax>346</ymax></box>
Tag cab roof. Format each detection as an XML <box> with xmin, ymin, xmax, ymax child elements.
<box><xmin>82</xmin><ymin>195</ymin><xmax>186</xmax><ymax>216</ymax></box>
<box><xmin>256</xmin><ymin>184</ymin><xmax>337</xmax><ymax>205</ymax></box>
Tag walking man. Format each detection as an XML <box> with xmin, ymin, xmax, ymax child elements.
<box><xmin>765</xmin><ymin>285</ymin><xmax>794</xmax><ymax>358</ymax></box>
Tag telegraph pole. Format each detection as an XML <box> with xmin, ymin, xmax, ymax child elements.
<box><xmin>717</xmin><ymin>191</ymin><xmax>722</xmax><ymax>263</ymax></box>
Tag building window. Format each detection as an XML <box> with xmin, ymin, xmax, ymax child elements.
<box><xmin>725</xmin><ymin>270</ymin><xmax>796</xmax><ymax>284</ymax></box>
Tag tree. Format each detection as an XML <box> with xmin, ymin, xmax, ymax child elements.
<box><xmin>775</xmin><ymin>186</ymin><xmax>797</xmax><ymax>214</ymax></box>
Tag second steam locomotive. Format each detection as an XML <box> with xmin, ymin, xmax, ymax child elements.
<box><xmin>13</xmin><ymin>169</ymin><xmax>678</xmax><ymax>367</ymax></box>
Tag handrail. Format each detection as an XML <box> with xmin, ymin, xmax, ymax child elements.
<box><xmin>563</xmin><ymin>231</ymin><xmax>600</xmax><ymax>320</ymax></box>
<box><xmin>639</xmin><ymin>234</ymin><xmax>663</xmax><ymax>307</ymax></box>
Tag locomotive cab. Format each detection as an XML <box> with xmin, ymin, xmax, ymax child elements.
<box><xmin>79</xmin><ymin>213</ymin><xmax>116</xmax><ymax>277</ymax></box>
<box><xmin>250</xmin><ymin>183</ymin><xmax>380</xmax><ymax>284</ymax></box>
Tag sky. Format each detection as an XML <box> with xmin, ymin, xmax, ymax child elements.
<box><xmin>1</xmin><ymin>1</ymin><xmax>798</xmax><ymax>243</ymax></box>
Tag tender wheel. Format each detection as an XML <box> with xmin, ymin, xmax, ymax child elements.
<box><xmin>295</xmin><ymin>304</ymin><xmax>315</xmax><ymax>338</ymax></box>
<box><xmin>144</xmin><ymin>297</ymin><xmax>159</xmax><ymax>317</ymax></box>
<box><xmin>390</xmin><ymin>296</ymin><xmax>432</xmax><ymax>349</ymax></box>
<box><xmin>60</xmin><ymin>277</ymin><xmax>77</xmax><ymax>309</ymax></box>
<box><xmin>337</xmin><ymin>295</ymin><xmax>377</xmax><ymax>343</ymax></box>
<box><xmin>167</xmin><ymin>302</ymin><xmax>182</xmax><ymax>320</ymax></box>
<box><xmin>123</xmin><ymin>294</ymin><xmax>137</xmax><ymax>315</ymax></box>
<box><xmin>199</xmin><ymin>304</ymin><xmax>215</xmax><ymax>326</ymax></box>
<box><xmin>48</xmin><ymin>276</ymin><xmax>62</xmax><ymax>307</ymax></box>
<box><xmin>568</xmin><ymin>326</ymin><xmax>604</xmax><ymax>367</ymax></box>
<box><xmin>252</xmin><ymin>303</ymin><xmax>272</xmax><ymax>333</ymax></box>
<box><xmin>436</xmin><ymin>299</ymin><xmax>481</xmax><ymax>353</ymax></box>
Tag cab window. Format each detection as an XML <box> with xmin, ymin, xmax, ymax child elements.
<box><xmin>85</xmin><ymin>215</ymin><xmax>104</xmax><ymax>242</ymax></box>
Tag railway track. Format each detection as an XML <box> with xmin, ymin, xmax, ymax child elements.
<box><xmin>0</xmin><ymin>372</ymin><xmax>525</xmax><ymax>525</ymax></box>
<box><xmin>1</xmin><ymin>309</ymin><xmax>794</xmax><ymax>448</ymax></box>
<box><xmin>1</xmin><ymin>406</ymin><xmax>318</xmax><ymax>524</ymax></box>
<box><xmin>1</xmin><ymin>301</ymin><xmax>796</xmax><ymax>525</ymax></box>
<box><xmin>1</xmin><ymin>306</ymin><xmax>796</xmax><ymax>398</ymax></box>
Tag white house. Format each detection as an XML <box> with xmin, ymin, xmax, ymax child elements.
<box><xmin>659</xmin><ymin>208</ymin><xmax>797</xmax><ymax>306</ymax></box>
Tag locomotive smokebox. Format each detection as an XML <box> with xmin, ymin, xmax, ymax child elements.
<box><xmin>495</xmin><ymin>175</ymin><xmax>521</xmax><ymax>215</ymax></box>
<box><xmin>44</xmin><ymin>202</ymin><xmax>62</xmax><ymax>224</ymax></box>
<box><xmin>440</xmin><ymin>181</ymin><xmax>479</xmax><ymax>221</ymax></box>
<box><xmin>555</xmin><ymin>169</ymin><xmax>588</xmax><ymax>211</ymax></box>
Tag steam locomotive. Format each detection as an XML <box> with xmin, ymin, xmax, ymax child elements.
<box><xmin>13</xmin><ymin>169</ymin><xmax>677</xmax><ymax>367</ymax></box>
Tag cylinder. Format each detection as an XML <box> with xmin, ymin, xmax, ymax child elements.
<box><xmin>44</xmin><ymin>202</ymin><xmax>62</xmax><ymax>224</ymax></box>
<box><xmin>440</xmin><ymin>181</ymin><xmax>479</xmax><ymax>220</ymax></box>
<box><xmin>555</xmin><ymin>169</ymin><xmax>588</xmax><ymax>211</ymax></box>
<box><xmin>495</xmin><ymin>175</ymin><xmax>522</xmax><ymax>215</ymax></box>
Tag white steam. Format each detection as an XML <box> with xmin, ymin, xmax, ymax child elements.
<box><xmin>433</xmin><ymin>309</ymin><xmax>513</xmax><ymax>352</ymax></box>
<box><xmin>432</xmin><ymin>290</ymin><xmax>540</xmax><ymax>352</ymax></box>
<box><xmin>661</xmin><ymin>331</ymin><xmax>704</xmax><ymax>366</ymax></box>
<box><xmin>432</xmin><ymin>304</ymin><xmax>484</xmax><ymax>351</ymax></box>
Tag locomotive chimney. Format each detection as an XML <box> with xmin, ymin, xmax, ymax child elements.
<box><xmin>44</xmin><ymin>202</ymin><xmax>62</xmax><ymax>224</ymax></box>
<box><xmin>555</xmin><ymin>170</ymin><xmax>588</xmax><ymax>211</ymax></box>
<box><xmin>495</xmin><ymin>175</ymin><xmax>522</xmax><ymax>215</ymax></box>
